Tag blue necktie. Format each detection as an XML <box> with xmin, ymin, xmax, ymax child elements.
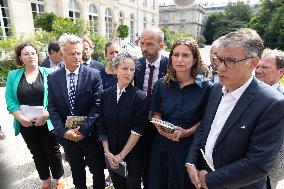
<box><xmin>69</xmin><ymin>73</ymin><xmax>76</xmax><ymax>115</ymax></box>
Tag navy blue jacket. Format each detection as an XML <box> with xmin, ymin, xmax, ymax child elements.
<box><xmin>40</xmin><ymin>57</ymin><xmax>64</xmax><ymax>69</ymax></box>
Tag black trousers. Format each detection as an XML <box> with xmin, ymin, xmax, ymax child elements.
<box><xmin>142</xmin><ymin>122</ymin><xmax>157</xmax><ymax>189</ymax></box>
<box><xmin>62</xmin><ymin>131</ymin><xmax>105</xmax><ymax>189</ymax></box>
<box><xmin>20</xmin><ymin>125</ymin><xmax>64</xmax><ymax>180</ymax></box>
<box><xmin>109</xmin><ymin>155</ymin><xmax>144</xmax><ymax>189</ymax></box>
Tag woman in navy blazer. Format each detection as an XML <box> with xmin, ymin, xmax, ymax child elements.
<box><xmin>99</xmin><ymin>52</ymin><xmax>148</xmax><ymax>189</ymax></box>
<box><xmin>5</xmin><ymin>43</ymin><xmax>64</xmax><ymax>189</ymax></box>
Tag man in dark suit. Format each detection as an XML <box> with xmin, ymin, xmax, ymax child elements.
<box><xmin>48</xmin><ymin>34</ymin><xmax>105</xmax><ymax>189</ymax></box>
<box><xmin>81</xmin><ymin>35</ymin><xmax>105</xmax><ymax>72</ymax></box>
<box><xmin>186</xmin><ymin>28</ymin><xmax>284</xmax><ymax>189</ymax></box>
<box><xmin>41</xmin><ymin>41</ymin><xmax>64</xmax><ymax>70</ymax></box>
<box><xmin>134</xmin><ymin>26</ymin><xmax>168</xmax><ymax>189</ymax></box>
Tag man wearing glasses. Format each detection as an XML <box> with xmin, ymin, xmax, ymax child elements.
<box><xmin>186</xmin><ymin>28</ymin><xmax>284</xmax><ymax>189</ymax></box>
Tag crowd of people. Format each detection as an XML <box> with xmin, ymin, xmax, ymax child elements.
<box><xmin>3</xmin><ymin>26</ymin><xmax>284</xmax><ymax>189</ymax></box>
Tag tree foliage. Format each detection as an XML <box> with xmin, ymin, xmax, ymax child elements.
<box><xmin>203</xmin><ymin>1</ymin><xmax>252</xmax><ymax>44</ymax></box>
<box><xmin>34</xmin><ymin>12</ymin><xmax>58</xmax><ymax>32</ymax></box>
<box><xmin>52</xmin><ymin>18</ymin><xmax>87</xmax><ymax>39</ymax></box>
<box><xmin>116</xmin><ymin>25</ymin><xmax>129</xmax><ymax>39</ymax></box>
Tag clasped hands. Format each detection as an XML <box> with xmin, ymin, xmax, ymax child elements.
<box><xmin>64</xmin><ymin>128</ymin><xmax>85</xmax><ymax>142</ymax></box>
<box><xmin>105</xmin><ymin>152</ymin><xmax>124</xmax><ymax>170</ymax></box>
<box><xmin>187</xmin><ymin>165</ymin><xmax>208</xmax><ymax>189</ymax></box>
<box><xmin>20</xmin><ymin>111</ymin><xmax>48</xmax><ymax>127</ymax></box>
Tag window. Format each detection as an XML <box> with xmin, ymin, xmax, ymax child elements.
<box><xmin>130</xmin><ymin>14</ymin><xmax>135</xmax><ymax>44</ymax></box>
<box><xmin>31</xmin><ymin>0</ymin><xmax>44</xmax><ymax>29</ymax></box>
<box><xmin>143</xmin><ymin>15</ymin><xmax>147</xmax><ymax>29</ymax></box>
<box><xmin>89</xmin><ymin>4</ymin><xmax>98</xmax><ymax>32</ymax></box>
<box><xmin>151</xmin><ymin>15</ymin><xmax>155</xmax><ymax>25</ymax></box>
<box><xmin>143</xmin><ymin>0</ymin><xmax>147</xmax><ymax>7</ymax></box>
<box><xmin>152</xmin><ymin>0</ymin><xmax>156</xmax><ymax>9</ymax></box>
<box><xmin>69</xmin><ymin>0</ymin><xmax>80</xmax><ymax>23</ymax></box>
<box><xmin>119</xmin><ymin>11</ymin><xmax>124</xmax><ymax>25</ymax></box>
<box><xmin>105</xmin><ymin>8</ymin><xmax>113</xmax><ymax>39</ymax></box>
<box><xmin>0</xmin><ymin>0</ymin><xmax>11</xmax><ymax>38</ymax></box>
<box><xmin>180</xmin><ymin>12</ymin><xmax>186</xmax><ymax>22</ymax></box>
<box><xmin>162</xmin><ymin>14</ymin><xmax>169</xmax><ymax>23</ymax></box>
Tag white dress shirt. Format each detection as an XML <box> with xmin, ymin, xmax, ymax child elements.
<box><xmin>84</xmin><ymin>58</ymin><xmax>92</xmax><ymax>66</ymax></box>
<box><xmin>49</xmin><ymin>58</ymin><xmax>61</xmax><ymax>71</ymax></box>
<box><xmin>205</xmin><ymin>76</ymin><xmax>253</xmax><ymax>168</ymax></box>
<box><xmin>142</xmin><ymin>54</ymin><xmax>161</xmax><ymax>92</ymax></box>
<box><xmin>65</xmin><ymin>66</ymin><xmax>80</xmax><ymax>94</ymax></box>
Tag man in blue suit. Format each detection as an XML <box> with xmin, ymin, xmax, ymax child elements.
<box><xmin>81</xmin><ymin>35</ymin><xmax>105</xmax><ymax>72</ymax></box>
<box><xmin>134</xmin><ymin>26</ymin><xmax>168</xmax><ymax>189</ymax></box>
<box><xmin>186</xmin><ymin>28</ymin><xmax>284</xmax><ymax>189</ymax></box>
<box><xmin>48</xmin><ymin>34</ymin><xmax>105</xmax><ymax>189</ymax></box>
<box><xmin>41</xmin><ymin>41</ymin><xmax>64</xmax><ymax>70</ymax></box>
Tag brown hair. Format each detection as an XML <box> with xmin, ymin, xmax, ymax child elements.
<box><xmin>14</xmin><ymin>43</ymin><xmax>39</xmax><ymax>66</ymax></box>
<box><xmin>164</xmin><ymin>38</ymin><xmax>208</xmax><ymax>85</ymax></box>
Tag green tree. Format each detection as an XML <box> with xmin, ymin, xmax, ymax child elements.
<box><xmin>52</xmin><ymin>17</ymin><xmax>87</xmax><ymax>39</ymax></box>
<box><xmin>225</xmin><ymin>1</ymin><xmax>252</xmax><ymax>21</ymax></box>
<box><xmin>203</xmin><ymin>12</ymin><xmax>224</xmax><ymax>44</ymax></box>
<box><xmin>116</xmin><ymin>25</ymin><xmax>129</xmax><ymax>39</ymax></box>
<box><xmin>34</xmin><ymin>12</ymin><xmax>58</xmax><ymax>32</ymax></box>
<box><xmin>89</xmin><ymin>32</ymin><xmax>108</xmax><ymax>62</ymax></box>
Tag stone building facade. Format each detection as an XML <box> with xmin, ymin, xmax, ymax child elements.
<box><xmin>0</xmin><ymin>0</ymin><xmax>159</xmax><ymax>43</ymax></box>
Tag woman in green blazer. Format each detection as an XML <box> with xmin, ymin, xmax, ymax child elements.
<box><xmin>5</xmin><ymin>43</ymin><xmax>65</xmax><ymax>189</ymax></box>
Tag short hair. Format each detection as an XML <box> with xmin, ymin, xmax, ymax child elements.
<box><xmin>14</xmin><ymin>43</ymin><xmax>39</xmax><ymax>66</ymax></box>
<box><xmin>218</xmin><ymin>28</ymin><xmax>264</xmax><ymax>58</ymax></box>
<box><xmin>81</xmin><ymin>35</ymin><xmax>93</xmax><ymax>49</ymax></box>
<box><xmin>111</xmin><ymin>52</ymin><xmax>139</xmax><ymax>69</ymax></box>
<box><xmin>47</xmin><ymin>41</ymin><xmax>60</xmax><ymax>55</ymax></box>
<box><xmin>164</xmin><ymin>38</ymin><xmax>208</xmax><ymax>85</ymax></box>
<box><xmin>262</xmin><ymin>48</ymin><xmax>284</xmax><ymax>69</ymax></box>
<box><xmin>58</xmin><ymin>34</ymin><xmax>82</xmax><ymax>51</ymax></box>
<box><xmin>142</xmin><ymin>26</ymin><xmax>164</xmax><ymax>43</ymax></box>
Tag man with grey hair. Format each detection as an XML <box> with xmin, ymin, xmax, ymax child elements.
<box><xmin>186</xmin><ymin>28</ymin><xmax>284</xmax><ymax>189</ymax></box>
<box><xmin>256</xmin><ymin>48</ymin><xmax>284</xmax><ymax>94</ymax></box>
<box><xmin>48</xmin><ymin>34</ymin><xmax>105</xmax><ymax>189</ymax></box>
<box><xmin>134</xmin><ymin>26</ymin><xmax>168</xmax><ymax>189</ymax></box>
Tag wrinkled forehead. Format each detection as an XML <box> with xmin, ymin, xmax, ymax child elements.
<box><xmin>217</xmin><ymin>46</ymin><xmax>246</xmax><ymax>58</ymax></box>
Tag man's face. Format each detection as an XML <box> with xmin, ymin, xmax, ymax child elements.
<box><xmin>210</xmin><ymin>46</ymin><xmax>218</xmax><ymax>71</ymax></box>
<box><xmin>50</xmin><ymin>50</ymin><xmax>62</xmax><ymax>65</ymax></box>
<box><xmin>140</xmin><ymin>31</ymin><xmax>164</xmax><ymax>63</ymax></box>
<box><xmin>61</xmin><ymin>42</ymin><xmax>83</xmax><ymax>71</ymax></box>
<box><xmin>255</xmin><ymin>55</ymin><xmax>283</xmax><ymax>86</ymax></box>
<box><xmin>82</xmin><ymin>41</ymin><xmax>92</xmax><ymax>61</ymax></box>
<box><xmin>216</xmin><ymin>47</ymin><xmax>258</xmax><ymax>92</ymax></box>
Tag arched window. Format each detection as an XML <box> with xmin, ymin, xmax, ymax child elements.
<box><xmin>89</xmin><ymin>4</ymin><xmax>98</xmax><ymax>32</ymax></box>
<box><xmin>130</xmin><ymin>14</ymin><xmax>135</xmax><ymax>43</ymax></box>
<box><xmin>69</xmin><ymin>0</ymin><xmax>80</xmax><ymax>23</ymax></box>
<box><xmin>105</xmin><ymin>8</ymin><xmax>113</xmax><ymax>39</ymax></box>
<box><xmin>0</xmin><ymin>0</ymin><xmax>11</xmax><ymax>38</ymax></box>
<box><xmin>119</xmin><ymin>11</ymin><xmax>124</xmax><ymax>25</ymax></box>
<box><xmin>31</xmin><ymin>0</ymin><xmax>44</xmax><ymax>29</ymax></box>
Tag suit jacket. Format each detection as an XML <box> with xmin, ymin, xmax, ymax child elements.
<box><xmin>87</xmin><ymin>59</ymin><xmax>105</xmax><ymax>73</ymax></box>
<box><xmin>40</xmin><ymin>57</ymin><xmax>64</xmax><ymax>69</ymax></box>
<box><xmin>47</xmin><ymin>65</ymin><xmax>102</xmax><ymax>139</ymax></box>
<box><xmin>134</xmin><ymin>55</ymin><xmax>168</xmax><ymax>90</ymax></box>
<box><xmin>5</xmin><ymin>67</ymin><xmax>54</xmax><ymax>135</ymax></box>
<box><xmin>186</xmin><ymin>78</ymin><xmax>284</xmax><ymax>189</ymax></box>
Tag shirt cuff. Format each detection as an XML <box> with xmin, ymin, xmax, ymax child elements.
<box><xmin>185</xmin><ymin>163</ymin><xmax>196</xmax><ymax>167</ymax></box>
<box><xmin>131</xmin><ymin>130</ymin><xmax>142</xmax><ymax>136</ymax></box>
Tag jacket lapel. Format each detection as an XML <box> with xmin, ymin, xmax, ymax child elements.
<box><xmin>75</xmin><ymin>66</ymin><xmax>87</xmax><ymax>98</ymax></box>
<box><xmin>58</xmin><ymin>68</ymin><xmax>71</xmax><ymax>110</ymax></box>
<box><xmin>214</xmin><ymin>79</ymin><xmax>257</xmax><ymax>148</ymax></box>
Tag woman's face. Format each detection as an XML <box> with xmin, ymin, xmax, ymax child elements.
<box><xmin>106</xmin><ymin>44</ymin><xmax>120</xmax><ymax>63</ymax></box>
<box><xmin>171</xmin><ymin>44</ymin><xmax>195</xmax><ymax>74</ymax></box>
<box><xmin>19</xmin><ymin>46</ymin><xmax>38</xmax><ymax>67</ymax></box>
<box><xmin>114</xmin><ymin>58</ymin><xmax>136</xmax><ymax>87</ymax></box>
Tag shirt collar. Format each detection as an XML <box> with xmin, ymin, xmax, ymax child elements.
<box><xmin>84</xmin><ymin>58</ymin><xmax>92</xmax><ymax>65</ymax></box>
<box><xmin>65</xmin><ymin>65</ymin><xmax>80</xmax><ymax>77</ymax></box>
<box><xmin>117</xmin><ymin>84</ymin><xmax>127</xmax><ymax>94</ymax></box>
<box><xmin>271</xmin><ymin>82</ymin><xmax>280</xmax><ymax>90</ymax></box>
<box><xmin>146</xmin><ymin>54</ymin><xmax>161</xmax><ymax>68</ymax></box>
<box><xmin>222</xmin><ymin>75</ymin><xmax>253</xmax><ymax>100</ymax></box>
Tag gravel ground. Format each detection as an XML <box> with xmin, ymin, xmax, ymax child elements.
<box><xmin>0</xmin><ymin>87</ymin><xmax>112</xmax><ymax>189</ymax></box>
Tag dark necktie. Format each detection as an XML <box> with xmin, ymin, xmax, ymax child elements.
<box><xmin>83</xmin><ymin>62</ymin><xmax>88</xmax><ymax>66</ymax></box>
<box><xmin>147</xmin><ymin>64</ymin><xmax>155</xmax><ymax>98</ymax></box>
<box><xmin>68</xmin><ymin>73</ymin><xmax>76</xmax><ymax>115</ymax></box>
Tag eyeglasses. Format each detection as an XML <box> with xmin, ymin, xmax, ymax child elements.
<box><xmin>172</xmin><ymin>53</ymin><xmax>192</xmax><ymax>59</ymax></box>
<box><xmin>212</xmin><ymin>55</ymin><xmax>255</xmax><ymax>69</ymax></box>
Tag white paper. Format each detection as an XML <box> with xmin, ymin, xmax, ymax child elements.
<box><xmin>20</xmin><ymin>105</ymin><xmax>44</xmax><ymax>121</ymax></box>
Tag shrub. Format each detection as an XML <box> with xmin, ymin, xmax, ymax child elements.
<box><xmin>0</xmin><ymin>60</ymin><xmax>19</xmax><ymax>87</ymax></box>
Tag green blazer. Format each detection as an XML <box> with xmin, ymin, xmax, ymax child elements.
<box><xmin>5</xmin><ymin>67</ymin><xmax>54</xmax><ymax>136</ymax></box>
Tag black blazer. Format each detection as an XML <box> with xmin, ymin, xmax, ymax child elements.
<box><xmin>47</xmin><ymin>65</ymin><xmax>102</xmax><ymax>139</ymax></box>
<box><xmin>40</xmin><ymin>57</ymin><xmax>64</xmax><ymax>69</ymax></box>
<box><xmin>134</xmin><ymin>55</ymin><xmax>168</xmax><ymax>90</ymax></box>
<box><xmin>186</xmin><ymin>78</ymin><xmax>284</xmax><ymax>189</ymax></box>
<box><xmin>88</xmin><ymin>59</ymin><xmax>105</xmax><ymax>73</ymax></box>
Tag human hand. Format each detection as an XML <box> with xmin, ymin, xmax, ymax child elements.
<box><xmin>114</xmin><ymin>154</ymin><xmax>124</xmax><ymax>165</ymax></box>
<box><xmin>187</xmin><ymin>165</ymin><xmax>201</xmax><ymax>189</ymax></box>
<box><xmin>72</xmin><ymin>129</ymin><xmax>85</xmax><ymax>142</ymax></box>
<box><xmin>172</xmin><ymin>127</ymin><xmax>188</xmax><ymax>141</ymax></box>
<box><xmin>19</xmin><ymin>116</ymin><xmax>34</xmax><ymax>127</ymax></box>
<box><xmin>198</xmin><ymin>170</ymin><xmax>208</xmax><ymax>189</ymax></box>
<box><xmin>106</xmin><ymin>152</ymin><xmax>120</xmax><ymax>169</ymax></box>
<box><xmin>63</xmin><ymin>129</ymin><xmax>77</xmax><ymax>141</ymax></box>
